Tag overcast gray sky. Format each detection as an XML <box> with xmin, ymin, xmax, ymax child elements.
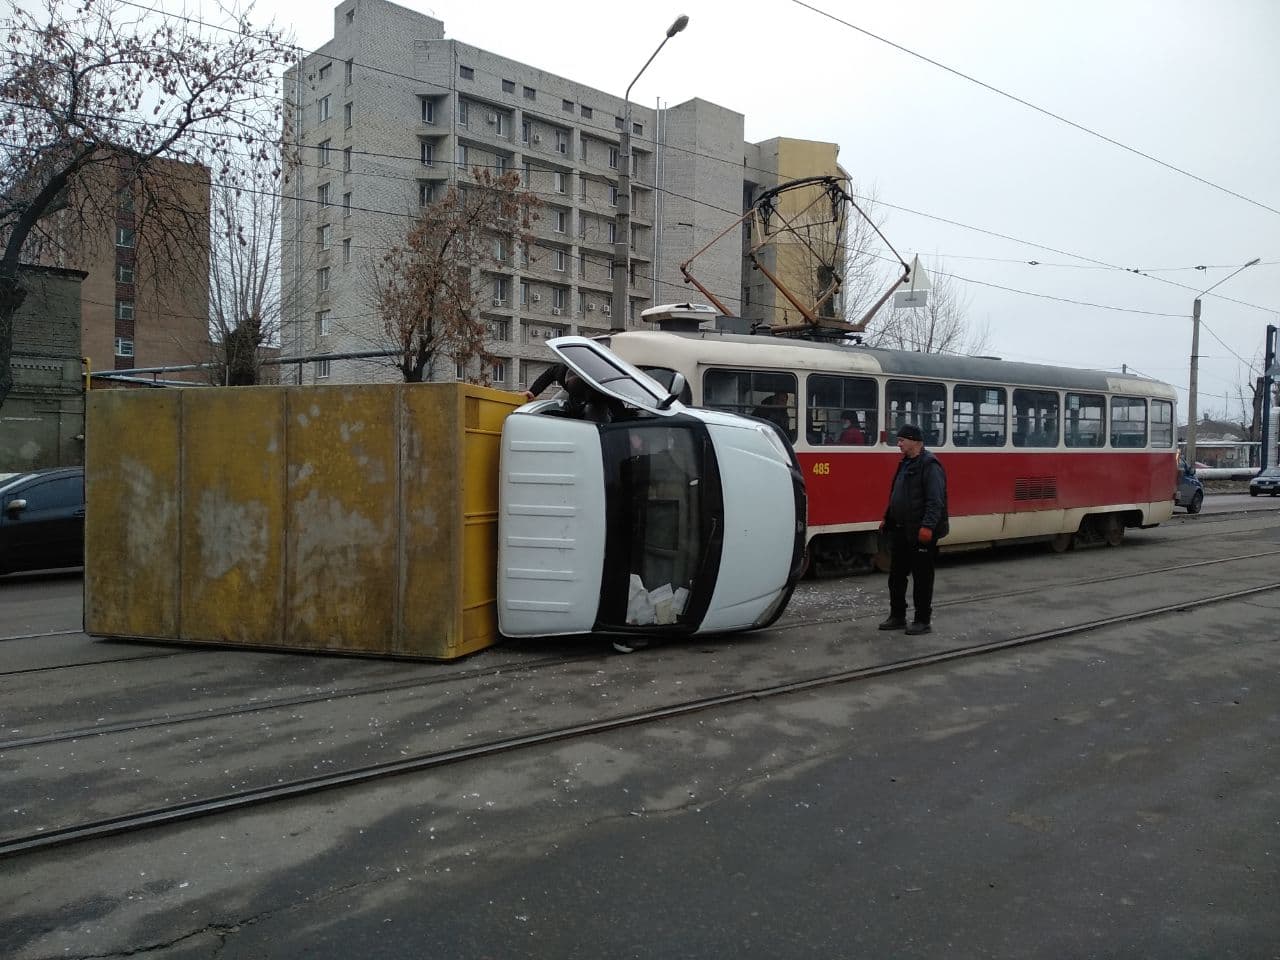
<box><xmin>260</xmin><ymin>0</ymin><xmax>1279</xmax><ymax>422</ymax></box>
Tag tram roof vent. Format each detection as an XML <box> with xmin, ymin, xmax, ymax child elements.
<box><xmin>641</xmin><ymin>301</ymin><xmax>721</xmax><ymax>332</ymax></box>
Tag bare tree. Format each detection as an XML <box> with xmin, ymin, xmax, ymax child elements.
<box><xmin>370</xmin><ymin>168</ymin><xmax>539</xmax><ymax>383</ymax></box>
<box><xmin>865</xmin><ymin>261</ymin><xmax>990</xmax><ymax>355</ymax></box>
<box><xmin>0</xmin><ymin>0</ymin><xmax>290</xmax><ymax>407</ymax></box>
<box><xmin>208</xmin><ymin>155</ymin><xmax>290</xmax><ymax>385</ymax></box>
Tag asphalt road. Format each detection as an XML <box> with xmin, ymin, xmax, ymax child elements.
<box><xmin>1</xmin><ymin>504</ymin><xmax>1278</xmax><ymax>959</ymax></box>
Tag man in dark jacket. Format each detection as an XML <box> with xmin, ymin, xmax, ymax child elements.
<box><xmin>879</xmin><ymin>423</ymin><xmax>948</xmax><ymax>635</ymax></box>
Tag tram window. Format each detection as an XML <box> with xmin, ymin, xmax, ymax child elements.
<box><xmin>1150</xmin><ymin>400</ymin><xmax>1174</xmax><ymax>447</ymax></box>
<box><xmin>886</xmin><ymin>379</ymin><xmax>946</xmax><ymax>447</ymax></box>
<box><xmin>1111</xmin><ymin>396</ymin><xmax>1148</xmax><ymax>447</ymax></box>
<box><xmin>1012</xmin><ymin>389</ymin><xmax>1060</xmax><ymax>447</ymax></box>
<box><xmin>703</xmin><ymin>368</ymin><xmax>797</xmax><ymax>442</ymax></box>
<box><xmin>952</xmin><ymin>385</ymin><xmax>1006</xmax><ymax>447</ymax></box>
<box><xmin>806</xmin><ymin>373</ymin><xmax>877</xmax><ymax>446</ymax></box>
<box><xmin>1064</xmin><ymin>393</ymin><xmax>1105</xmax><ymax>448</ymax></box>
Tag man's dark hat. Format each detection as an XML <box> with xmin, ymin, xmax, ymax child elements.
<box><xmin>896</xmin><ymin>424</ymin><xmax>924</xmax><ymax>442</ymax></box>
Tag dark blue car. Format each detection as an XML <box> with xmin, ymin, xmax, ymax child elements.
<box><xmin>1175</xmin><ymin>461</ymin><xmax>1203</xmax><ymax>514</ymax></box>
<box><xmin>0</xmin><ymin>467</ymin><xmax>85</xmax><ymax>575</ymax></box>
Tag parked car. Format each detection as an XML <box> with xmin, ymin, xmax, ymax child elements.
<box><xmin>1249</xmin><ymin>465</ymin><xmax>1280</xmax><ymax>497</ymax></box>
<box><xmin>1175</xmin><ymin>461</ymin><xmax>1203</xmax><ymax>514</ymax></box>
<box><xmin>0</xmin><ymin>467</ymin><xmax>85</xmax><ymax>575</ymax></box>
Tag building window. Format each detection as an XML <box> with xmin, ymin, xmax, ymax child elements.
<box><xmin>608</xmin><ymin>147</ymin><xmax>619</xmax><ymax>169</ymax></box>
<box><xmin>459</xmin><ymin>64</ymin><xmax>474</xmax><ymax>80</ymax></box>
<box><xmin>114</xmin><ymin>337</ymin><xmax>134</xmax><ymax>358</ymax></box>
<box><xmin>318</xmin><ymin>62</ymin><xmax>331</xmax><ymax>81</ymax></box>
<box><xmin>606</xmin><ymin>221</ymin><xmax>616</xmax><ymax>243</ymax></box>
<box><xmin>420</xmin><ymin>97</ymin><xmax>435</xmax><ymax>124</ymax></box>
<box><xmin>552</xmin><ymin>287</ymin><xmax>566</xmax><ymax>310</ymax></box>
<box><xmin>615</xmin><ymin>116</ymin><xmax>624</xmax><ymax>130</ymax></box>
<box><xmin>581</xmin><ymin>105</ymin><xmax>593</xmax><ymax>120</ymax></box>
<box><xmin>420</xmin><ymin>141</ymin><xmax>434</xmax><ymax>166</ymax></box>
<box><xmin>578</xmin><ymin>213</ymin><xmax>588</xmax><ymax>239</ymax></box>
<box><xmin>344</xmin><ymin>102</ymin><xmax>352</xmax><ymax>128</ymax></box>
<box><xmin>492</xmin><ymin>361</ymin><xmax>506</xmax><ymax>385</ymax></box>
<box><xmin>343</xmin><ymin>146</ymin><xmax>352</xmax><ymax>171</ymax></box>
<box><xmin>495</xmin><ymin>155</ymin><xmax>508</xmax><ymax>175</ymax></box>
<box><xmin>318</xmin><ymin>224</ymin><xmax>332</xmax><ymax>248</ymax></box>
<box><xmin>344</xmin><ymin>9</ymin><xmax>353</xmax><ymax>25</ymax></box>
<box><xmin>317</xmin><ymin>183</ymin><xmax>330</xmax><ymax>207</ymax></box>
<box><xmin>316</xmin><ymin>309</ymin><xmax>331</xmax><ymax>337</ymax></box>
<box><xmin>555</xmin><ymin>130</ymin><xmax>568</xmax><ymax>155</ymax></box>
<box><xmin>580</xmin><ymin>138</ymin><xmax>588</xmax><ymax>161</ymax></box>
<box><xmin>116</xmin><ymin>264</ymin><xmax>134</xmax><ymax>284</ymax></box>
<box><xmin>316</xmin><ymin>358</ymin><xmax>331</xmax><ymax>379</ymax></box>
<box><xmin>609</xmin><ymin>184</ymin><xmax>619</xmax><ymax>206</ymax></box>
<box><xmin>343</xmin><ymin>192</ymin><xmax>352</xmax><ymax>216</ymax></box>
<box><xmin>418</xmin><ymin>182</ymin><xmax>434</xmax><ymax>206</ymax></box>
<box><xmin>554</xmin><ymin>210</ymin><xmax>566</xmax><ymax>233</ymax></box>
<box><xmin>502</xmin><ymin>78</ymin><xmax>515</xmax><ymax>94</ymax></box>
<box><xmin>521</xmin><ymin>119</ymin><xmax>531</xmax><ymax>145</ymax></box>
<box><xmin>342</xmin><ymin>238</ymin><xmax>352</xmax><ymax>263</ymax></box>
<box><xmin>455</xmin><ymin>362</ymin><xmax>465</xmax><ymax>381</ymax></box>
<box><xmin>317</xmin><ymin>95</ymin><xmax>330</xmax><ymax>122</ymax></box>
<box><xmin>457</xmin><ymin>100</ymin><xmax>469</xmax><ymax>127</ymax></box>
<box><xmin>344</xmin><ymin>58</ymin><xmax>353</xmax><ymax>84</ymax></box>
<box><xmin>562</xmin><ymin>98</ymin><xmax>574</xmax><ymax>112</ymax></box>
<box><xmin>317</xmin><ymin>267</ymin><xmax>329</xmax><ymax>292</ymax></box>
<box><xmin>115</xmin><ymin>300</ymin><xmax>134</xmax><ymax>321</ymax></box>
<box><xmin>632</xmin><ymin>121</ymin><xmax>643</xmax><ymax>135</ymax></box>
<box><xmin>578</xmin><ymin>290</ymin><xmax>587</xmax><ymax>315</ymax></box>
<box><xmin>115</xmin><ymin>226</ymin><xmax>135</xmax><ymax>248</ymax></box>
<box><xmin>491</xmin><ymin>319</ymin><xmax>510</xmax><ymax>341</ymax></box>
<box><xmin>523</xmin><ymin>85</ymin><xmax>535</xmax><ymax>101</ymax></box>
<box><xmin>554</xmin><ymin>171</ymin><xmax>567</xmax><ymax>194</ymax></box>
<box><xmin>493</xmin><ymin>276</ymin><xmax>509</xmax><ymax>305</ymax></box>
<box><xmin>455</xmin><ymin>143</ymin><xmax>468</xmax><ymax>167</ymax></box>
<box><xmin>495</xmin><ymin>237</ymin><xmax>508</xmax><ymax>262</ymax></box>
<box><xmin>519</xmin><ymin>280</ymin><xmax>530</xmax><ymax>305</ymax></box>
<box><xmin>318</xmin><ymin>139</ymin><xmax>331</xmax><ymax>166</ymax></box>
<box><xmin>579</xmin><ymin>176</ymin><xmax>588</xmax><ymax>199</ymax></box>
<box><xmin>553</xmin><ymin>249</ymin><xmax>566</xmax><ymax>272</ymax></box>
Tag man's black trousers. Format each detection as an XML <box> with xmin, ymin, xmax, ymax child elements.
<box><xmin>887</xmin><ymin>532</ymin><xmax>939</xmax><ymax>624</ymax></box>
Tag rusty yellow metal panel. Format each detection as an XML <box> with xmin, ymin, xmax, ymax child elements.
<box><xmin>179</xmin><ymin>389</ymin><xmax>286</xmax><ymax>646</ymax></box>
<box><xmin>284</xmin><ymin>385</ymin><xmax>399</xmax><ymax>653</ymax></box>
<box><xmin>399</xmin><ymin>383</ymin><xmax>462</xmax><ymax>657</ymax></box>
<box><xmin>458</xmin><ymin>387</ymin><xmax>514</xmax><ymax>655</ymax></box>
<box><xmin>84</xmin><ymin>390</ymin><xmax>181</xmax><ymax>638</ymax></box>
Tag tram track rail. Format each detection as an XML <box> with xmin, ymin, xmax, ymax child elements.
<box><xmin>5</xmin><ymin>546</ymin><xmax>1280</xmax><ymax>752</ymax></box>
<box><xmin>3</xmin><ymin>578</ymin><xmax>1277</xmax><ymax>862</ymax></box>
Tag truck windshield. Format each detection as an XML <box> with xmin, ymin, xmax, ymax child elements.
<box><xmin>597</xmin><ymin>419</ymin><xmax>723</xmax><ymax>632</ymax></box>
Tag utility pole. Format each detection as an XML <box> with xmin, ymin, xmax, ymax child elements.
<box><xmin>1263</xmin><ymin>323</ymin><xmax>1278</xmax><ymax>470</ymax></box>
<box><xmin>1185</xmin><ymin>257</ymin><xmax>1260</xmax><ymax>470</ymax></box>
<box><xmin>613</xmin><ymin>15</ymin><xmax>688</xmax><ymax>331</ymax></box>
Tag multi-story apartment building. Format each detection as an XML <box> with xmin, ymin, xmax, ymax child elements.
<box><xmin>45</xmin><ymin>151</ymin><xmax>212</xmax><ymax>385</ymax></box>
<box><xmin>283</xmin><ymin>0</ymin><xmax>843</xmax><ymax>388</ymax></box>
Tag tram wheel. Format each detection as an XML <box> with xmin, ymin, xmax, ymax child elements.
<box><xmin>1050</xmin><ymin>532</ymin><xmax>1074</xmax><ymax>553</ymax></box>
<box><xmin>1104</xmin><ymin>516</ymin><xmax>1125</xmax><ymax>547</ymax></box>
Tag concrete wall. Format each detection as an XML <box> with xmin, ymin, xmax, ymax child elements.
<box><xmin>84</xmin><ymin>381</ymin><xmax>519</xmax><ymax>659</ymax></box>
<box><xmin>0</xmin><ymin>266</ymin><xmax>87</xmax><ymax>470</ymax></box>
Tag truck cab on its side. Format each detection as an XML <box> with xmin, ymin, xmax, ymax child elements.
<box><xmin>498</xmin><ymin>337</ymin><xmax>806</xmax><ymax>639</ymax></box>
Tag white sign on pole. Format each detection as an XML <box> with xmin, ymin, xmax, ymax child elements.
<box><xmin>892</xmin><ymin>254</ymin><xmax>931</xmax><ymax>310</ymax></box>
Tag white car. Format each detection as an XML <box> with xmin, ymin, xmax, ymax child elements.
<box><xmin>498</xmin><ymin>336</ymin><xmax>806</xmax><ymax>640</ymax></box>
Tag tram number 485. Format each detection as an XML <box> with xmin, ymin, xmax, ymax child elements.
<box><xmin>811</xmin><ymin>462</ymin><xmax>831</xmax><ymax>476</ymax></box>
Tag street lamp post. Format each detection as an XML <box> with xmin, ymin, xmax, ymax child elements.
<box><xmin>613</xmin><ymin>15</ymin><xmax>688</xmax><ymax>329</ymax></box>
<box><xmin>1185</xmin><ymin>257</ymin><xmax>1260</xmax><ymax>470</ymax></box>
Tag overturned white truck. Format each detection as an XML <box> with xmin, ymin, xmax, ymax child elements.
<box><xmin>498</xmin><ymin>336</ymin><xmax>807</xmax><ymax>640</ymax></box>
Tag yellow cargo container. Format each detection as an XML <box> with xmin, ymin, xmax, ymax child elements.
<box><xmin>84</xmin><ymin>382</ymin><xmax>520</xmax><ymax>660</ymax></box>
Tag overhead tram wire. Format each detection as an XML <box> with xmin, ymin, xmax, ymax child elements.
<box><xmin>29</xmin><ymin>8</ymin><xmax>1275</xmax><ymax>319</ymax></box>
<box><xmin>14</xmin><ymin>13</ymin><xmax>1272</xmax><ymax>334</ymax></box>
<box><xmin>787</xmin><ymin>0</ymin><xmax>1280</xmax><ymax>219</ymax></box>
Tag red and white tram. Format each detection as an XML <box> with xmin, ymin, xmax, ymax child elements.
<box><xmin>600</xmin><ymin>323</ymin><xmax>1179</xmax><ymax>575</ymax></box>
